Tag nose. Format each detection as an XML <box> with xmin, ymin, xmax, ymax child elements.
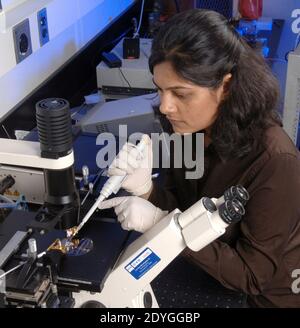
<box><xmin>159</xmin><ymin>93</ymin><xmax>177</xmax><ymax>115</ymax></box>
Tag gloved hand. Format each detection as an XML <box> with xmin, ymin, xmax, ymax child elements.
<box><xmin>107</xmin><ymin>134</ymin><xmax>153</xmax><ymax>196</ymax></box>
<box><xmin>99</xmin><ymin>196</ymin><xmax>168</xmax><ymax>233</ymax></box>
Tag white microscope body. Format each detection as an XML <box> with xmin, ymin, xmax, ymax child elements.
<box><xmin>75</xmin><ymin>187</ymin><xmax>248</xmax><ymax>308</ymax></box>
<box><xmin>0</xmin><ymin>137</ymin><xmax>248</xmax><ymax>308</ymax></box>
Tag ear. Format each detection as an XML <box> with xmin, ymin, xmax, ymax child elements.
<box><xmin>216</xmin><ymin>73</ymin><xmax>232</xmax><ymax>103</ymax></box>
<box><xmin>223</xmin><ymin>73</ymin><xmax>232</xmax><ymax>85</ymax></box>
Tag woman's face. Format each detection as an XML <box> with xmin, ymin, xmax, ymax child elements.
<box><xmin>153</xmin><ymin>61</ymin><xmax>228</xmax><ymax>134</ymax></box>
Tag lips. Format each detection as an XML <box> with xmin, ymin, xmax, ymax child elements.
<box><xmin>167</xmin><ymin>117</ymin><xmax>181</xmax><ymax>123</ymax></box>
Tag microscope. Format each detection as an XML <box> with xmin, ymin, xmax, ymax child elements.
<box><xmin>0</xmin><ymin>98</ymin><xmax>249</xmax><ymax>308</ymax></box>
<box><xmin>0</xmin><ymin>98</ymin><xmax>82</xmax><ymax>308</ymax></box>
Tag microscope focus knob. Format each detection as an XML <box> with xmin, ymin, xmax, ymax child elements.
<box><xmin>80</xmin><ymin>300</ymin><xmax>106</xmax><ymax>308</ymax></box>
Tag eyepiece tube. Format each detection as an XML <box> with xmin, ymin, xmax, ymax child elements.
<box><xmin>219</xmin><ymin>199</ymin><xmax>245</xmax><ymax>225</ymax></box>
<box><xmin>224</xmin><ymin>185</ymin><xmax>250</xmax><ymax>205</ymax></box>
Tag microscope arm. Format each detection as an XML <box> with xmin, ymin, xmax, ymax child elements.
<box><xmin>0</xmin><ymin>138</ymin><xmax>74</xmax><ymax>170</ymax></box>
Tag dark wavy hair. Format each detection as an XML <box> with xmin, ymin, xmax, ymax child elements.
<box><xmin>149</xmin><ymin>9</ymin><xmax>281</xmax><ymax>159</ymax></box>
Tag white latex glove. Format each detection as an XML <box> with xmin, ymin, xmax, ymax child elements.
<box><xmin>99</xmin><ymin>196</ymin><xmax>168</xmax><ymax>233</ymax></box>
<box><xmin>108</xmin><ymin>134</ymin><xmax>153</xmax><ymax>196</ymax></box>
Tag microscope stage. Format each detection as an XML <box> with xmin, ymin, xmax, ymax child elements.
<box><xmin>0</xmin><ymin>210</ymin><xmax>130</xmax><ymax>292</ymax></box>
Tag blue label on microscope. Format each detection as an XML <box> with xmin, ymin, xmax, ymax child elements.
<box><xmin>125</xmin><ymin>248</ymin><xmax>161</xmax><ymax>280</ymax></box>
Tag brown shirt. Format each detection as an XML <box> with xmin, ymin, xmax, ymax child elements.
<box><xmin>149</xmin><ymin>125</ymin><xmax>300</xmax><ymax>308</ymax></box>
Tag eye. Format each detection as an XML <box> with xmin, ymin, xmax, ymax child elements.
<box><xmin>173</xmin><ymin>92</ymin><xmax>187</xmax><ymax>99</ymax></box>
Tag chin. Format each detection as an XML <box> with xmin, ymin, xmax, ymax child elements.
<box><xmin>172</xmin><ymin>126</ymin><xmax>196</xmax><ymax>135</ymax></box>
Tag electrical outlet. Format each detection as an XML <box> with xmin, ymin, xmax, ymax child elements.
<box><xmin>37</xmin><ymin>8</ymin><xmax>49</xmax><ymax>46</ymax></box>
<box><xmin>13</xmin><ymin>18</ymin><xmax>32</xmax><ymax>64</ymax></box>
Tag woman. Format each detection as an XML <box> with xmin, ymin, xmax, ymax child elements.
<box><xmin>100</xmin><ymin>9</ymin><xmax>300</xmax><ymax>308</ymax></box>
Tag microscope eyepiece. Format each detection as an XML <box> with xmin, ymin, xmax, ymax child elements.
<box><xmin>224</xmin><ymin>185</ymin><xmax>249</xmax><ymax>205</ymax></box>
<box><xmin>235</xmin><ymin>185</ymin><xmax>250</xmax><ymax>205</ymax></box>
<box><xmin>219</xmin><ymin>199</ymin><xmax>245</xmax><ymax>224</ymax></box>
